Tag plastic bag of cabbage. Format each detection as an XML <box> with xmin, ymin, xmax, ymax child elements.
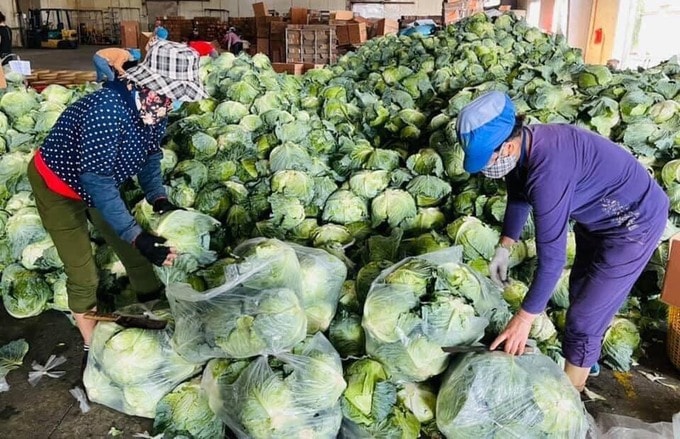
<box><xmin>201</xmin><ymin>333</ymin><xmax>346</xmax><ymax>439</ymax></box>
<box><xmin>154</xmin><ymin>377</ymin><xmax>224</xmax><ymax>439</ymax></box>
<box><xmin>340</xmin><ymin>358</ymin><xmax>434</xmax><ymax>439</ymax></box>
<box><xmin>436</xmin><ymin>351</ymin><xmax>589</xmax><ymax>438</ymax></box>
<box><xmin>362</xmin><ymin>246</ymin><xmax>511</xmax><ymax>382</ymax></box>
<box><xmin>166</xmin><ymin>238</ymin><xmax>346</xmax><ymax>363</ymax></box>
<box><xmin>83</xmin><ymin>304</ymin><xmax>201</xmax><ymax>418</ymax></box>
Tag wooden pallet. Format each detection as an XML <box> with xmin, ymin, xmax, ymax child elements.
<box><xmin>285</xmin><ymin>25</ymin><xmax>337</xmax><ymax>65</ymax></box>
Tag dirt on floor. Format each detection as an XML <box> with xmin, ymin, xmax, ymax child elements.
<box><xmin>1</xmin><ymin>306</ymin><xmax>679</xmax><ymax>439</ymax></box>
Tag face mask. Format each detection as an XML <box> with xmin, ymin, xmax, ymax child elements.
<box><xmin>482</xmin><ymin>152</ymin><xmax>517</xmax><ymax>179</ymax></box>
<box><xmin>172</xmin><ymin>100</ymin><xmax>182</xmax><ymax>112</ymax></box>
<box><xmin>137</xmin><ymin>87</ymin><xmax>172</xmax><ymax>125</ymax></box>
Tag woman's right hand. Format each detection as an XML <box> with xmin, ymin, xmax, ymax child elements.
<box><xmin>134</xmin><ymin>232</ymin><xmax>177</xmax><ymax>266</ymax></box>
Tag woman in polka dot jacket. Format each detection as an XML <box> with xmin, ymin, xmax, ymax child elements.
<box><xmin>27</xmin><ymin>40</ymin><xmax>208</xmax><ymax>352</ymax></box>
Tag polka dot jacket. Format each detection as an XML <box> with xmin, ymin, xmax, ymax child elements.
<box><xmin>40</xmin><ymin>79</ymin><xmax>168</xmax><ymax>242</ymax></box>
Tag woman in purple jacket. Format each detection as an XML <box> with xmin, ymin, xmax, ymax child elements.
<box><xmin>456</xmin><ymin>91</ymin><xmax>668</xmax><ymax>390</ymax></box>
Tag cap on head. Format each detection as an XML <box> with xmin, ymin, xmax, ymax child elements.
<box><xmin>155</xmin><ymin>27</ymin><xmax>169</xmax><ymax>40</ymax></box>
<box><xmin>123</xmin><ymin>40</ymin><xmax>208</xmax><ymax>102</ymax></box>
<box><xmin>456</xmin><ymin>91</ymin><xmax>516</xmax><ymax>173</ymax></box>
<box><xmin>128</xmin><ymin>48</ymin><xmax>142</xmax><ymax>61</ymax></box>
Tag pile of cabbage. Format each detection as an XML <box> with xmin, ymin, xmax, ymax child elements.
<box><xmin>1</xmin><ymin>11</ymin><xmax>677</xmax><ymax>437</ymax></box>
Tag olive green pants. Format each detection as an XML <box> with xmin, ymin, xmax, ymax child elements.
<box><xmin>27</xmin><ymin>157</ymin><xmax>162</xmax><ymax>313</ymax></box>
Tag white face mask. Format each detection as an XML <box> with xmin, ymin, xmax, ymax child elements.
<box><xmin>482</xmin><ymin>153</ymin><xmax>517</xmax><ymax>179</ymax></box>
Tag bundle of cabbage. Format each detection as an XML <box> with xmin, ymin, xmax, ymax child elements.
<box><xmin>201</xmin><ymin>333</ymin><xmax>346</xmax><ymax>439</ymax></box>
<box><xmin>167</xmin><ymin>238</ymin><xmax>346</xmax><ymax>362</ymax></box>
<box><xmin>436</xmin><ymin>351</ymin><xmax>589</xmax><ymax>438</ymax></box>
<box><xmin>154</xmin><ymin>378</ymin><xmax>224</xmax><ymax>439</ymax></box>
<box><xmin>339</xmin><ymin>358</ymin><xmax>427</xmax><ymax>439</ymax></box>
<box><xmin>362</xmin><ymin>246</ymin><xmax>511</xmax><ymax>382</ymax></box>
<box><xmin>83</xmin><ymin>304</ymin><xmax>201</xmax><ymax>418</ymax></box>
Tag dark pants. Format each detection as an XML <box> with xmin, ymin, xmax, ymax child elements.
<box><xmin>27</xmin><ymin>158</ymin><xmax>162</xmax><ymax>313</ymax></box>
<box><xmin>564</xmin><ymin>217</ymin><xmax>666</xmax><ymax>367</ymax></box>
<box><xmin>230</xmin><ymin>42</ymin><xmax>243</xmax><ymax>55</ymax></box>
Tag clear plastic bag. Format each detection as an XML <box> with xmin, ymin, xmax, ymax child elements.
<box><xmin>27</xmin><ymin>354</ymin><xmax>66</xmax><ymax>386</ymax></box>
<box><xmin>436</xmin><ymin>351</ymin><xmax>589</xmax><ymax>439</ymax></box>
<box><xmin>167</xmin><ymin>238</ymin><xmax>347</xmax><ymax>363</ymax></box>
<box><xmin>597</xmin><ymin>413</ymin><xmax>679</xmax><ymax>439</ymax></box>
<box><xmin>69</xmin><ymin>386</ymin><xmax>91</xmax><ymax>414</ymax></box>
<box><xmin>201</xmin><ymin>333</ymin><xmax>346</xmax><ymax>439</ymax></box>
<box><xmin>83</xmin><ymin>304</ymin><xmax>202</xmax><ymax>418</ymax></box>
<box><xmin>0</xmin><ymin>338</ymin><xmax>29</xmax><ymax>392</ymax></box>
<box><xmin>362</xmin><ymin>246</ymin><xmax>511</xmax><ymax>382</ymax></box>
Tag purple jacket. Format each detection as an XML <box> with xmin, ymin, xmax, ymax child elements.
<box><xmin>502</xmin><ymin>124</ymin><xmax>669</xmax><ymax>314</ymax></box>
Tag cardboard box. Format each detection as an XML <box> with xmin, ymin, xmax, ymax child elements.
<box><xmin>302</xmin><ymin>63</ymin><xmax>324</xmax><ymax>72</ymax></box>
<box><xmin>272</xmin><ymin>62</ymin><xmax>304</xmax><ymax>75</ymax></box>
<box><xmin>120</xmin><ymin>21</ymin><xmax>140</xmax><ymax>48</ymax></box>
<box><xmin>253</xmin><ymin>2</ymin><xmax>268</xmax><ymax>17</ymax></box>
<box><xmin>330</xmin><ymin>10</ymin><xmax>354</xmax><ymax>20</ymax></box>
<box><xmin>347</xmin><ymin>22</ymin><xmax>367</xmax><ymax>45</ymax></box>
<box><xmin>335</xmin><ymin>25</ymin><xmax>350</xmax><ymax>46</ymax></box>
<box><xmin>662</xmin><ymin>233</ymin><xmax>680</xmax><ymax>307</ymax></box>
<box><xmin>256</xmin><ymin>38</ymin><xmax>270</xmax><ymax>54</ymax></box>
<box><xmin>375</xmin><ymin>18</ymin><xmax>399</xmax><ymax>36</ymax></box>
<box><xmin>290</xmin><ymin>8</ymin><xmax>309</xmax><ymax>25</ymax></box>
<box><xmin>139</xmin><ymin>31</ymin><xmax>153</xmax><ymax>57</ymax></box>
<box><xmin>270</xmin><ymin>21</ymin><xmax>287</xmax><ymax>41</ymax></box>
<box><xmin>270</xmin><ymin>40</ymin><xmax>285</xmax><ymax>62</ymax></box>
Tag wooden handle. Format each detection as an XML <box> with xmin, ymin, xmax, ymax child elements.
<box><xmin>83</xmin><ymin>311</ymin><xmax>119</xmax><ymax>322</ymax></box>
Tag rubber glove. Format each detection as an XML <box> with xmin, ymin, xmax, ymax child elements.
<box><xmin>489</xmin><ymin>245</ymin><xmax>510</xmax><ymax>287</ymax></box>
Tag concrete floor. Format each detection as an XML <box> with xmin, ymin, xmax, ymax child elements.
<box><xmin>14</xmin><ymin>45</ymin><xmax>102</xmax><ymax>72</ymax></box>
<box><xmin>1</xmin><ymin>304</ymin><xmax>679</xmax><ymax>439</ymax></box>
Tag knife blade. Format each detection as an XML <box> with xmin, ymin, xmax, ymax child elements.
<box><xmin>442</xmin><ymin>343</ymin><xmax>536</xmax><ymax>355</ymax></box>
<box><xmin>84</xmin><ymin>311</ymin><xmax>168</xmax><ymax>330</ymax></box>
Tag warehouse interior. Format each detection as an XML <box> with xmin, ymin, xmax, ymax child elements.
<box><xmin>0</xmin><ymin>0</ymin><xmax>679</xmax><ymax>438</ymax></box>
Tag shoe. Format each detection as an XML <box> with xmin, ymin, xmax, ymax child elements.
<box><xmin>589</xmin><ymin>363</ymin><xmax>600</xmax><ymax>377</ymax></box>
<box><xmin>136</xmin><ymin>288</ymin><xmax>164</xmax><ymax>304</ymax></box>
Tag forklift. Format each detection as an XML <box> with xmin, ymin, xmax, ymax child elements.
<box><xmin>26</xmin><ymin>9</ymin><xmax>79</xmax><ymax>49</ymax></box>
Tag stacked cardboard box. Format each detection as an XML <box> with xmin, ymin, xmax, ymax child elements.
<box><xmin>330</xmin><ymin>12</ymin><xmax>368</xmax><ymax>47</ymax></box>
<box><xmin>193</xmin><ymin>16</ymin><xmax>222</xmax><ymax>40</ymax></box>
<box><xmin>286</xmin><ymin>25</ymin><xmax>337</xmax><ymax>65</ymax></box>
<box><xmin>270</xmin><ymin>21</ymin><xmax>288</xmax><ymax>62</ymax></box>
<box><xmin>254</xmin><ymin>16</ymin><xmax>284</xmax><ymax>57</ymax></box>
<box><xmin>290</xmin><ymin>8</ymin><xmax>309</xmax><ymax>25</ymax></box>
<box><xmin>157</xmin><ymin>17</ymin><xmax>193</xmax><ymax>42</ymax></box>
<box><xmin>442</xmin><ymin>0</ymin><xmax>484</xmax><ymax>25</ymax></box>
<box><xmin>374</xmin><ymin>19</ymin><xmax>399</xmax><ymax>36</ymax></box>
<box><xmin>120</xmin><ymin>21</ymin><xmax>140</xmax><ymax>48</ymax></box>
<box><xmin>229</xmin><ymin>17</ymin><xmax>256</xmax><ymax>42</ymax></box>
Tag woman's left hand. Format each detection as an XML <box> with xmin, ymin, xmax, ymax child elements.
<box><xmin>490</xmin><ymin>308</ymin><xmax>537</xmax><ymax>355</ymax></box>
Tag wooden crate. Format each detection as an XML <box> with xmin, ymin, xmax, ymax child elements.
<box><xmin>285</xmin><ymin>25</ymin><xmax>337</xmax><ymax>64</ymax></box>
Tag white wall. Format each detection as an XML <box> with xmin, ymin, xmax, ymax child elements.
<box><xmin>567</xmin><ymin>0</ymin><xmax>593</xmax><ymax>52</ymax></box>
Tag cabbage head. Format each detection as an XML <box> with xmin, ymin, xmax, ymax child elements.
<box><xmin>340</xmin><ymin>358</ymin><xmax>420</xmax><ymax>439</ymax></box>
<box><xmin>0</xmin><ymin>90</ymin><xmax>39</xmax><ymax>120</ymax></box>
<box><xmin>1</xmin><ymin>264</ymin><xmax>51</xmax><ymax>318</ymax></box>
<box><xmin>349</xmin><ymin>170</ymin><xmax>390</xmax><ymax>199</ymax></box>
<box><xmin>153</xmin><ymin>379</ymin><xmax>224</xmax><ymax>439</ymax></box>
<box><xmin>322</xmin><ymin>190</ymin><xmax>369</xmax><ymax>225</ymax></box>
<box><xmin>153</xmin><ymin>210</ymin><xmax>220</xmax><ymax>266</ymax></box>
<box><xmin>601</xmin><ymin>317</ymin><xmax>640</xmax><ymax>372</ymax></box>
<box><xmin>446</xmin><ymin>216</ymin><xmax>499</xmax><ymax>262</ymax></box>
<box><xmin>371</xmin><ymin>189</ymin><xmax>417</xmax><ymax>228</ymax></box>
<box><xmin>294</xmin><ymin>245</ymin><xmax>347</xmax><ymax>333</ymax></box>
